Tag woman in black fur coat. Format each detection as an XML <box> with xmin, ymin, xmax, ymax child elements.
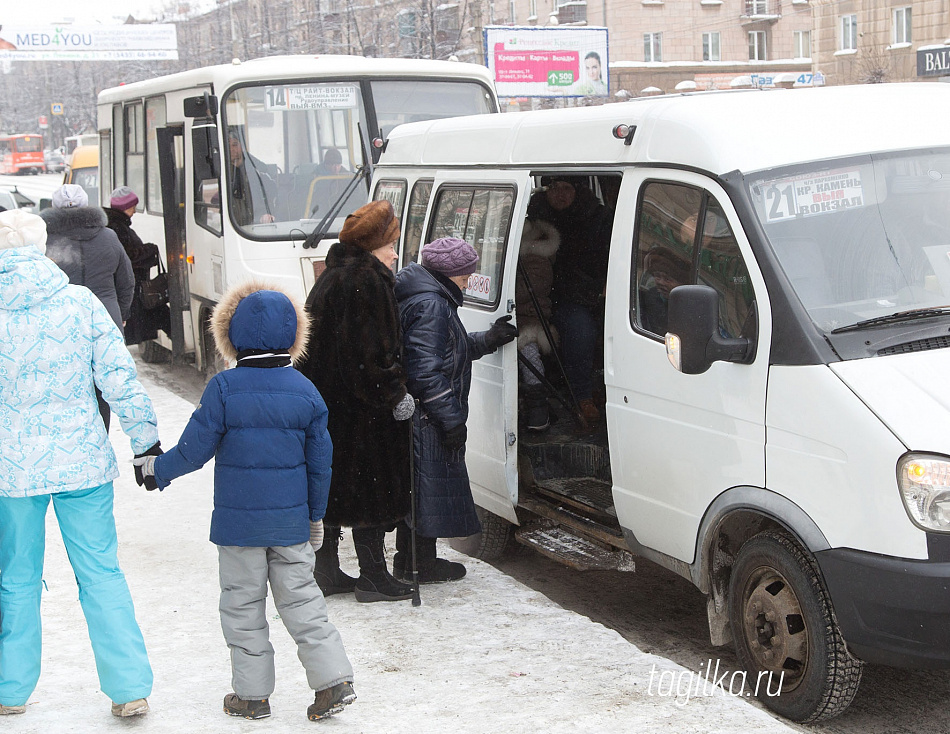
<box><xmin>301</xmin><ymin>200</ymin><xmax>417</xmax><ymax>603</ymax></box>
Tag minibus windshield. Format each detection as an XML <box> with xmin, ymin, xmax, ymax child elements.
<box><xmin>748</xmin><ymin>149</ymin><xmax>950</xmax><ymax>334</ymax></box>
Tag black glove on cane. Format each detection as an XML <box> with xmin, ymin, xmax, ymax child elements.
<box><xmin>133</xmin><ymin>442</ymin><xmax>164</xmax><ymax>491</ymax></box>
<box><xmin>443</xmin><ymin>423</ymin><xmax>467</xmax><ymax>452</ymax></box>
<box><xmin>484</xmin><ymin>315</ymin><xmax>519</xmax><ymax>351</ymax></box>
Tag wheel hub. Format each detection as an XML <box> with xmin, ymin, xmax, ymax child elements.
<box><xmin>741</xmin><ymin>566</ymin><xmax>808</xmax><ymax>690</ymax></box>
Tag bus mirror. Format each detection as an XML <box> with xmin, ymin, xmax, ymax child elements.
<box><xmin>192</xmin><ymin>122</ymin><xmax>220</xmax><ymax>181</ymax></box>
<box><xmin>184</xmin><ymin>93</ymin><xmax>218</xmax><ymax>118</ymax></box>
<box><xmin>39</xmin><ymin>197</ymin><xmax>52</xmax><ymax>212</ymax></box>
<box><xmin>666</xmin><ymin>285</ymin><xmax>753</xmax><ymax>374</ymax></box>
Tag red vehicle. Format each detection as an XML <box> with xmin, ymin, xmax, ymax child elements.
<box><xmin>0</xmin><ymin>134</ymin><xmax>46</xmax><ymax>175</ymax></box>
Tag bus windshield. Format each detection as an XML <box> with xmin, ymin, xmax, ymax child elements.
<box><xmin>222</xmin><ymin>78</ymin><xmax>493</xmax><ymax>239</ymax></box>
<box><xmin>14</xmin><ymin>136</ymin><xmax>42</xmax><ymax>153</ymax></box>
<box><xmin>747</xmin><ymin>148</ymin><xmax>950</xmax><ymax>335</ymax></box>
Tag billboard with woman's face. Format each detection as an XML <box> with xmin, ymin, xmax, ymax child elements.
<box><xmin>485</xmin><ymin>26</ymin><xmax>609</xmax><ymax>98</ymax></box>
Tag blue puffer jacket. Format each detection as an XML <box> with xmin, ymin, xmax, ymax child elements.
<box><xmin>394</xmin><ymin>263</ymin><xmax>492</xmax><ymax>538</ymax></box>
<box><xmin>154</xmin><ymin>283</ymin><xmax>332</xmax><ymax>547</ymax></box>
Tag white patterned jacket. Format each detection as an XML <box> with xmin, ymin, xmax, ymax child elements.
<box><xmin>0</xmin><ymin>245</ymin><xmax>159</xmax><ymax>498</ymax></box>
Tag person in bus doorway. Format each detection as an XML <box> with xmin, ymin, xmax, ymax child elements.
<box><xmin>134</xmin><ymin>282</ymin><xmax>356</xmax><ymax>722</ymax></box>
<box><xmin>393</xmin><ymin>237</ymin><xmax>518</xmax><ymax>583</ymax></box>
<box><xmin>516</xmin><ymin>217</ymin><xmax>561</xmax><ymax>432</ymax></box>
<box><xmin>301</xmin><ymin>200</ymin><xmax>418</xmax><ymax>603</ymax></box>
<box><xmin>42</xmin><ymin>183</ymin><xmax>135</xmax><ymax>432</ymax></box>
<box><xmin>527</xmin><ymin>176</ymin><xmax>612</xmax><ymax>428</ymax></box>
<box><xmin>0</xmin><ymin>209</ymin><xmax>161</xmax><ymax>719</ymax></box>
<box><xmin>103</xmin><ymin>186</ymin><xmax>169</xmax><ymax>346</ymax></box>
<box><xmin>227</xmin><ymin>130</ymin><xmax>276</xmax><ymax>227</ymax></box>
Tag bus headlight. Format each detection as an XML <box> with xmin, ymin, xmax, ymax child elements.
<box><xmin>898</xmin><ymin>454</ymin><xmax>950</xmax><ymax>532</ymax></box>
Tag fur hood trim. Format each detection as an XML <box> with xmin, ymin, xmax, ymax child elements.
<box><xmin>40</xmin><ymin>206</ymin><xmax>107</xmax><ymax>236</ymax></box>
<box><xmin>520</xmin><ymin>219</ymin><xmax>560</xmax><ymax>259</ymax></box>
<box><xmin>211</xmin><ymin>280</ymin><xmax>310</xmax><ymax>364</ymax></box>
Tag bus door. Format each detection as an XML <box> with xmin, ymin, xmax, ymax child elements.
<box><xmin>157</xmin><ymin>125</ymin><xmax>190</xmax><ymax>361</ymax></box>
<box><xmin>423</xmin><ymin>169</ymin><xmax>532</xmax><ymax>524</ymax></box>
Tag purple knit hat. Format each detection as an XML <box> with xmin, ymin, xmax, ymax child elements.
<box><xmin>421</xmin><ymin>237</ymin><xmax>479</xmax><ymax>277</ymax></box>
<box><xmin>110</xmin><ymin>186</ymin><xmax>139</xmax><ymax>210</ymax></box>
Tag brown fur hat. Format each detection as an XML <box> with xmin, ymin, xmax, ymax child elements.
<box><xmin>339</xmin><ymin>200</ymin><xmax>400</xmax><ymax>252</ymax></box>
<box><xmin>211</xmin><ymin>280</ymin><xmax>310</xmax><ymax>365</ymax></box>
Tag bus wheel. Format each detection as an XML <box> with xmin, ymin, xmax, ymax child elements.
<box><xmin>201</xmin><ymin>309</ymin><xmax>228</xmax><ymax>377</ymax></box>
<box><xmin>728</xmin><ymin>530</ymin><xmax>863</xmax><ymax>723</ymax></box>
<box><xmin>139</xmin><ymin>340</ymin><xmax>169</xmax><ymax>364</ymax></box>
<box><xmin>449</xmin><ymin>506</ymin><xmax>513</xmax><ymax>561</ymax></box>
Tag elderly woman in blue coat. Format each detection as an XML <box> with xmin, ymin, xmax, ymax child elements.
<box><xmin>393</xmin><ymin>237</ymin><xmax>518</xmax><ymax>583</ymax></box>
<box><xmin>0</xmin><ymin>210</ymin><xmax>161</xmax><ymax>718</ymax></box>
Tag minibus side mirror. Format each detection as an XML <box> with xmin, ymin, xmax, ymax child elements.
<box><xmin>191</xmin><ymin>121</ymin><xmax>220</xmax><ymax>182</ymax></box>
<box><xmin>39</xmin><ymin>197</ymin><xmax>52</xmax><ymax>211</ymax></box>
<box><xmin>665</xmin><ymin>285</ymin><xmax>754</xmax><ymax>374</ymax></box>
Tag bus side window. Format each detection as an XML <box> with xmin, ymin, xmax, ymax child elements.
<box><xmin>403</xmin><ymin>180</ymin><xmax>433</xmax><ymax>265</ymax></box>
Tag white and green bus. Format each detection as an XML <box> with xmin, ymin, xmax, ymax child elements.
<box><xmin>97</xmin><ymin>54</ymin><xmax>497</xmax><ymax>370</ymax></box>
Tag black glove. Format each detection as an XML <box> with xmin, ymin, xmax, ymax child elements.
<box><xmin>484</xmin><ymin>315</ymin><xmax>518</xmax><ymax>351</ymax></box>
<box><xmin>443</xmin><ymin>423</ymin><xmax>467</xmax><ymax>452</ymax></box>
<box><xmin>133</xmin><ymin>442</ymin><xmax>164</xmax><ymax>491</ymax></box>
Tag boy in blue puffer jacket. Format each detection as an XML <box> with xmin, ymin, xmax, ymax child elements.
<box><xmin>134</xmin><ymin>281</ymin><xmax>355</xmax><ymax>722</ymax></box>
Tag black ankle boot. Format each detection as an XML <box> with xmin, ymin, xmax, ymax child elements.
<box><xmin>352</xmin><ymin>526</ymin><xmax>413</xmax><ymax>603</ymax></box>
<box><xmin>313</xmin><ymin>525</ymin><xmax>358</xmax><ymax>596</ymax></box>
<box><xmin>397</xmin><ymin>535</ymin><xmax>466</xmax><ymax>584</ymax></box>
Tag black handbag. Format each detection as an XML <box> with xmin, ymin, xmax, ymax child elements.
<box><xmin>140</xmin><ymin>259</ymin><xmax>168</xmax><ymax>311</ymax></box>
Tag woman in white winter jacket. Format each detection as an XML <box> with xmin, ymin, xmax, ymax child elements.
<box><xmin>0</xmin><ymin>210</ymin><xmax>161</xmax><ymax>719</ymax></box>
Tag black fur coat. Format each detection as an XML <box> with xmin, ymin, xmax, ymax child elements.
<box><xmin>300</xmin><ymin>242</ymin><xmax>411</xmax><ymax>528</ymax></box>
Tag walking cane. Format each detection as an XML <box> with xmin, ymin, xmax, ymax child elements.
<box><xmin>409</xmin><ymin>402</ymin><xmax>422</xmax><ymax>606</ymax></box>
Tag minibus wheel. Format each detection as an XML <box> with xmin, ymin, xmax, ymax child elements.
<box><xmin>449</xmin><ymin>507</ymin><xmax>513</xmax><ymax>561</ymax></box>
<box><xmin>139</xmin><ymin>340</ymin><xmax>169</xmax><ymax>364</ymax></box>
<box><xmin>201</xmin><ymin>308</ymin><xmax>228</xmax><ymax>376</ymax></box>
<box><xmin>728</xmin><ymin>530</ymin><xmax>863</xmax><ymax>723</ymax></box>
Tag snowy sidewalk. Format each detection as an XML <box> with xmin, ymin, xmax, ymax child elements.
<box><xmin>5</xmin><ymin>372</ymin><xmax>796</xmax><ymax>733</ymax></box>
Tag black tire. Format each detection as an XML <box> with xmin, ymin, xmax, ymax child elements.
<box><xmin>139</xmin><ymin>340</ymin><xmax>169</xmax><ymax>364</ymax></box>
<box><xmin>448</xmin><ymin>506</ymin><xmax>513</xmax><ymax>561</ymax></box>
<box><xmin>728</xmin><ymin>530</ymin><xmax>863</xmax><ymax>723</ymax></box>
<box><xmin>201</xmin><ymin>310</ymin><xmax>228</xmax><ymax>377</ymax></box>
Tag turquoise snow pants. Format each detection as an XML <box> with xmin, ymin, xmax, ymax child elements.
<box><xmin>0</xmin><ymin>482</ymin><xmax>152</xmax><ymax>706</ymax></box>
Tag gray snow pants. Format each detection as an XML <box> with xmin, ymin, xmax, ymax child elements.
<box><xmin>217</xmin><ymin>543</ymin><xmax>353</xmax><ymax>699</ymax></box>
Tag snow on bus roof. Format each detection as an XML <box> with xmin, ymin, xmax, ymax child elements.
<box><xmin>379</xmin><ymin>83</ymin><xmax>950</xmax><ymax>176</ymax></box>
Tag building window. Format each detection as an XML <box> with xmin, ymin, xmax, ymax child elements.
<box><xmin>747</xmin><ymin>0</ymin><xmax>767</xmax><ymax>14</ymax></box>
<box><xmin>702</xmin><ymin>31</ymin><xmax>720</xmax><ymax>61</ymax></box>
<box><xmin>793</xmin><ymin>29</ymin><xmax>811</xmax><ymax>59</ymax></box>
<box><xmin>893</xmin><ymin>6</ymin><xmax>912</xmax><ymax>45</ymax></box>
<box><xmin>644</xmin><ymin>32</ymin><xmax>662</xmax><ymax>62</ymax></box>
<box><xmin>748</xmin><ymin>30</ymin><xmax>766</xmax><ymax>60</ymax></box>
<box><xmin>841</xmin><ymin>14</ymin><xmax>857</xmax><ymax>51</ymax></box>
<box><xmin>529</xmin><ymin>0</ymin><xmax>537</xmax><ymax>17</ymax></box>
<box><xmin>509</xmin><ymin>0</ymin><xmax>516</xmax><ymax>22</ymax></box>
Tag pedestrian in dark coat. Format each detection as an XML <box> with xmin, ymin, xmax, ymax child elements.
<box><xmin>104</xmin><ymin>186</ymin><xmax>168</xmax><ymax>345</ymax></box>
<box><xmin>300</xmin><ymin>199</ymin><xmax>417</xmax><ymax>603</ymax></box>
<box><xmin>42</xmin><ymin>184</ymin><xmax>135</xmax><ymax>431</ymax></box>
<box><xmin>393</xmin><ymin>238</ymin><xmax>518</xmax><ymax>584</ymax></box>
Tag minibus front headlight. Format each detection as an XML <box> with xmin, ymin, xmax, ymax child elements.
<box><xmin>898</xmin><ymin>454</ymin><xmax>950</xmax><ymax>532</ymax></box>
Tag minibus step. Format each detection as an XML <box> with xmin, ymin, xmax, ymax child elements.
<box><xmin>534</xmin><ymin>476</ymin><xmax>616</xmax><ymax>521</ymax></box>
<box><xmin>514</xmin><ymin>523</ymin><xmax>635</xmax><ymax>572</ymax></box>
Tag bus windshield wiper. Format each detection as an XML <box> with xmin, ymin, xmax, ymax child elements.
<box><xmin>301</xmin><ymin>165</ymin><xmax>369</xmax><ymax>250</ymax></box>
<box><xmin>830</xmin><ymin>306</ymin><xmax>950</xmax><ymax>334</ymax></box>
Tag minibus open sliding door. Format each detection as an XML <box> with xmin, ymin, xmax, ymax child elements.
<box><xmin>156</xmin><ymin>126</ymin><xmax>188</xmax><ymax>361</ymax></box>
<box><xmin>428</xmin><ymin>169</ymin><xmax>531</xmax><ymax>525</ymax></box>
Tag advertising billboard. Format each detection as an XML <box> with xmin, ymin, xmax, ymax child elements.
<box><xmin>485</xmin><ymin>26</ymin><xmax>609</xmax><ymax>98</ymax></box>
<box><xmin>0</xmin><ymin>24</ymin><xmax>178</xmax><ymax>61</ymax></box>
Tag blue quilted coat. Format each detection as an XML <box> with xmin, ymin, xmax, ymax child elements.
<box><xmin>0</xmin><ymin>245</ymin><xmax>159</xmax><ymax>498</ymax></box>
<box><xmin>394</xmin><ymin>263</ymin><xmax>492</xmax><ymax>538</ymax></box>
<box><xmin>154</xmin><ymin>283</ymin><xmax>333</xmax><ymax>547</ymax></box>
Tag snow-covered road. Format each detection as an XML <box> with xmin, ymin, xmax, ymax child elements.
<box><xmin>5</xmin><ymin>371</ymin><xmax>794</xmax><ymax>733</ymax></box>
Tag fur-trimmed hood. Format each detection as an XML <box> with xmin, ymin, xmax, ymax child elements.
<box><xmin>520</xmin><ymin>218</ymin><xmax>560</xmax><ymax>259</ymax></box>
<box><xmin>40</xmin><ymin>206</ymin><xmax>108</xmax><ymax>240</ymax></box>
<box><xmin>211</xmin><ymin>280</ymin><xmax>309</xmax><ymax>364</ymax></box>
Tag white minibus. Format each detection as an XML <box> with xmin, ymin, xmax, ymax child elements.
<box><xmin>370</xmin><ymin>83</ymin><xmax>950</xmax><ymax>723</ymax></box>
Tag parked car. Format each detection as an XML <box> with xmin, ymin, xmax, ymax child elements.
<box><xmin>44</xmin><ymin>149</ymin><xmax>66</xmax><ymax>173</ymax></box>
<box><xmin>0</xmin><ymin>185</ymin><xmax>37</xmax><ymax>213</ymax></box>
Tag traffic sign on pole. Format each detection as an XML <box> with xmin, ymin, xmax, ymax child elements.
<box><xmin>38</xmin><ymin>115</ymin><xmax>48</xmax><ymax>129</ymax></box>
<box><xmin>51</xmin><ymin>103</ymin><xmax>64</xmax><ymax>115</ymax></box>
